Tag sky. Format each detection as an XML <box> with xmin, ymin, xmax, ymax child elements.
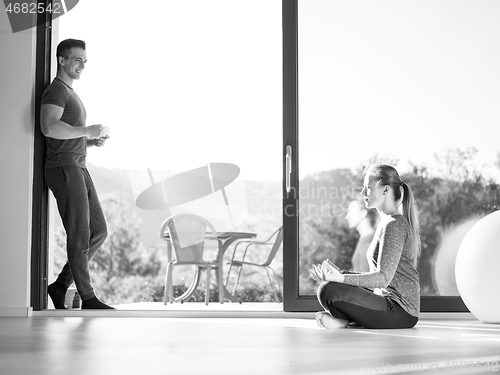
<box><xmin>298</xmin><ymin>0</ymin><xmax>500</xmax><ymax>181</ymax></box>
<box><xmin>54</xmin><ymin>0</ymin><xmax>500</xmax><ymax>182</ymax></box>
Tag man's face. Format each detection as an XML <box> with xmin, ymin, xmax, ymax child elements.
<box><xmin>59</xmin><ymin>47</ymin><xmax>87</xmax><ymax>80</ymax></box>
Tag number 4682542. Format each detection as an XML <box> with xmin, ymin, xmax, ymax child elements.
<box><xmin>5</xmin><ymin>2</ymin><xmax>61</xmax><ymax>14</ymax></box>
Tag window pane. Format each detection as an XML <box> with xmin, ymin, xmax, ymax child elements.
<box><xmin>298</xmin><ymin>0</ymin><xmax>500</xmax><ymax>296</ymax></box>
<box><xmin>47</xmin><ymin>0</ymin><xmax>282</xmax><ymax>307</ymax></box>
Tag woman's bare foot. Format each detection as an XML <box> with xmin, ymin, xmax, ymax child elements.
<box><xmin>315</xmin><ymin>311</ymin><xmax>349</xmax><ymax>329</ymax></box>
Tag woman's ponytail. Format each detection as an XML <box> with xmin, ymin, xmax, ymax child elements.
<box><xmin>401</xmin><ymin>182</ymin><xmax>421</xmax><ymax>265</ymax></box>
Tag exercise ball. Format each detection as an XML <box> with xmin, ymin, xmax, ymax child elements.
<box><xmin>455</xmin><ymin>210</ymin><xmax>500</xmax><ymax>323</ymax></box>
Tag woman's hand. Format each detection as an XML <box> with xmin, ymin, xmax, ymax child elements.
<box><xmin>325</xmin><ymin>258</ymin><xmax>340</xmax><ymax>271</ymax></box>
<box><xmin>309</xmin><ymin>260</ymin><xmax>344</xmax><ymax>283</ymax></box>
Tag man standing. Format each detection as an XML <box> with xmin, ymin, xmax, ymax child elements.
<box><xmin>41</xmin><ymin>39</ymin><xmax>113</xmax><ymax>309</ymax></box>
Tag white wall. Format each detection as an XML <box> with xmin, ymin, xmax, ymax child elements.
<box><xmin>0</xmin><ymin>10</ymin><xmax>36</xmax><ymax>316</ymax></box>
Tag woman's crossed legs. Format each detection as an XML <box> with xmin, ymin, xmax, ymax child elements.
<box><xmin>317</xmin><ymin>282</ymin><xmax>418</xmax><ymax>329</ymax></box>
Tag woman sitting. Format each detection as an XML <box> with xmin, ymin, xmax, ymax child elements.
<box><xmin>310</xmin><ymin>164</ymin><xmax>421</xmax><ymax>329</ymax></box>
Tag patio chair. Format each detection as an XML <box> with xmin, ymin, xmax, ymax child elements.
<box><xmin>160</xmin><ymin>214</ymin><xmax>224</xmax><ymax>305</ymax></box>
<box><xmin>225</xmin><ymin>226</ymin><xmax>283</xmax><ymax>302</ymax></box>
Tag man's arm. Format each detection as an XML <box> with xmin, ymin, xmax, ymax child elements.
<box><xmin>41</xmin><ymin>104</ymin><xmax>102</xmax><ymax>140</ymax></box>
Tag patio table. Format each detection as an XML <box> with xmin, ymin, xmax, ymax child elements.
<box><xmin>162</xmin><ymin>231</ymin><xmax>256</xmax><ymax>303</ymax></box>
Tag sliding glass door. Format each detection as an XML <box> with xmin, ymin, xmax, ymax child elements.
<box><xmin>283</xmin><ymin>0</ymin><xmax>500</xmax><ymax>311</ymax></box>
<box><xmin>42</xmin><ymin>0</ymin><xmax>283</xmax><ymax>308</ymax></box>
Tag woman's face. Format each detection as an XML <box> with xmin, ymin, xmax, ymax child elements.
<box><xmin>360</xmin><ymin>175</ymin><xmax>384</xmax><ymax>210</ymax></box>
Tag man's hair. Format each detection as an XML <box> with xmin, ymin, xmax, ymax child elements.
<box><xmin>56</xmin><ymin>39</ymin><xmax>86</xmax><ymax>66</ymax></box>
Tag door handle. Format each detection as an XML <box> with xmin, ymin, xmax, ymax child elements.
<box><xmin>286</xmin><ymin>145</ymin><xmax>292</xmax><ymax>194</ymax></box>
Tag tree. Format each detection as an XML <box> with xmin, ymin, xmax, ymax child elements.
<box><xmin>298</xmin><ymin>148</ymin><xmax>500</xmax><ymax>296</ymax></box>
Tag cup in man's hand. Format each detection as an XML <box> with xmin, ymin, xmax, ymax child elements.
<box><xmin>101</xmin><ymin>126</ymin><xmax>111</xmax><ymax>138</ymax></box>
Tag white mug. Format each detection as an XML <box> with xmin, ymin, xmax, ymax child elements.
<box><xmin>101</xmin><ymin>126</ymin><xmax>111</xmax><ymax>137</ymax></box>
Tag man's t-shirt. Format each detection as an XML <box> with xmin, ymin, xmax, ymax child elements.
<box><xmin>41</xmin><ymin>77</ymin><xmax>87</xmax><ymax>168</ymax></box>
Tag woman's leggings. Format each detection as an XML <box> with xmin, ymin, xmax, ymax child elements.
<box><xmin>318</xmin><ymin>282</ymin><xmax>418</xmax><ymax>329</ymax></box>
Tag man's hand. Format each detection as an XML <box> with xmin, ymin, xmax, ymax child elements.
<box><xmin>93</xmin><ymin>136</ymin><xmax>109</xmax><ymax>147</ymax></box>
<box><xmin>86</xmin><ymin>124</ymin><xmax>103</xmax><ymax>139</ymax></box>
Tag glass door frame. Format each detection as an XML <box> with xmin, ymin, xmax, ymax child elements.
<box><xmin>281</xmin><ymin>0</ymin><xmax>468</xmax><ymax>313</ymax></box>
<box><xmin>32</xmin><ymin>0</ymin><xmax>470</xmax><ymax>313</ymax></box>
<box><xmin>32</xmin><ymin>0</ymin><xmax>285</xmax><ymax>310</ymax></box>
<box><xmin>31</xmin><ymin>0</ymin><xmax>53</xmax><ymax>311</ymax></box>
